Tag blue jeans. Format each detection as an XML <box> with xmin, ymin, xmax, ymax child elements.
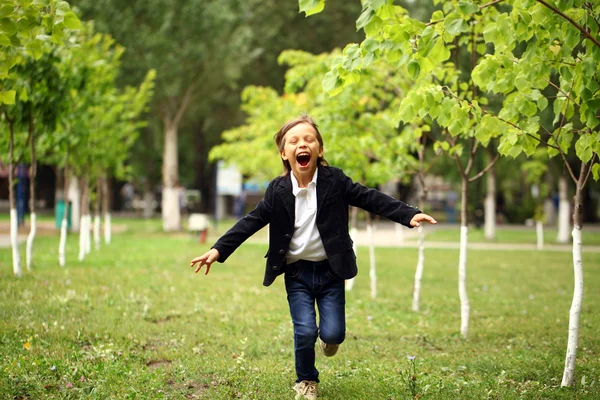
<box><xmin>284</xmin><ymin>260</ymin><xmax>346</xmax><ymax>383</ymax></box>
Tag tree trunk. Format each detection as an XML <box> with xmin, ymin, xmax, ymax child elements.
<box><xmin>412</xmin><ymin>180</ymin><xmax>427</xmax><ymax>312</ymax></box>
<box><xmin>459</xmin><ymin>177</ymin><xmax>470</xmax><ymax>338</ymax></box>
<box><xmin>366</xmin><ymin>212</ymin><xmax>377</xmax><ymax>299</ymax></box>
<box><xmin>561</xmin><ymin>163</ymin><xmax>586</xmax><ymax>387</ymax></box>
<box><xmin>412</xmin><ymin>225</ymin><xmax>425</xmax><ymax>312</ymax></box>
<box><xmin>162</xmin><ymin>118</ymin><xmax>181</xmax><ymax>231</ymax></box>
<box><xmin>557</xmin><ymin>175</ymin><xmax>570</xmax><ymax>243</ymax></box>
<box><xmin>102</xmin><ymin>176</ymin><xmax>112</xmax><ymax>244</ymax></box>
<box><xmin>536</xmin><ymin>220</ymin><xmax>544</xmax><ymax>250</ymax></box>
<box><xmin>345</xmin><ymin>206</ymin><xmax>359</xmax><ymax>292</ymax></box>
<box><xmin>78</xmin><ymin>177</ymin><xmax>89</xmax><ymax>261</ymax></box>
<box><xmin>143</xmin><ymin>175</ymin><xmax>155</xmax><ymax>218</ymax></box>
<box><xmin>59</xmin><ymin>162</ymin><xmax>69</xmax><ymax>267</ymax></box>
<box><xmin>69</xmin><ymin>177</ymin><xmax>81</xmax><ymax>232</ymax></box>
<box><xmin>26</xmin><ymin>123</ymin><xmax>37</xmax><ymax>271</ymax></box>
<box><xmin>484</xmin><ymin>167</ymin><xmax>496</xmax><ymax>240</ymax></box>
<box><xmin>94</xmin><ymin>178</ymin><xmax>101</xmax><ymax>250</ymax></box>
<box><xmin>8</xmin><ymin>121</ymin><xmax>21</xmax><ymax>277</ymax></box>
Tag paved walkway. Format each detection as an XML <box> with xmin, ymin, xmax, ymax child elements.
<box><xmin>2</xmin><ymin>220</ymin><xmax>600</xmax><ymax>253</ymax></box>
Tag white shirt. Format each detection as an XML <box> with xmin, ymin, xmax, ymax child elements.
<box><xmin>286</xmin><ymin>169</ymin><xmax>327</xmax><ymax>264</ymax></box>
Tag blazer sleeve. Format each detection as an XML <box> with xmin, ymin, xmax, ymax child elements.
<box><xmin>341</xmin><ymin>170</ymin><xmax>421</xmax><ymax>228</ymax></box>
<box><xmin>211</xmin><ymin>180</ymin><xmax>274</xmax><ymax>262</ymax></box>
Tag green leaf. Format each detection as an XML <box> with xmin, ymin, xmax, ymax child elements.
<box><xmin>0</xmin><ymin>89</ymin><xmax>16</xmax><ymax>104</ymax></box>
<box><xmin>322</xmin><ymin>71</ymin><xmax>341</xmax><ymax>94</ymax></box>
<box><xmin>592</xmin><ymin>163</ymin><xmax>600</xmax><ymax>181</ymax></box>
<box><xmin>63</xmin><ymin>11</ymin><xmax>81</xmax><ymax>30</ymax></box>
<box><xmin>356</xmin><ymin>7</ymin><xmax>375</xmax><ymax>31</ymax></box>
<box><xmin>298</xmin><ymin>0</ymin><xmax>322</xmax><ymax>15</ymax></box>
<box><xmin>575</xmin><ymin>135</ymin><xmax>593</xmax><ymax>163</ymax></box>
<box><xmin>0</xmin><ymin>5</ymin><xmax>13</xmax><ymax>19</ymax></box>
<box><xmin>407</xmin><ymin>59</ymin><xmax>420</xmax><ymax>80</ymax></box>
<box><xmin>0</xmin><ymin>33</ymin><xmax>9</xmax><ymax>46</ymax></box>
<box><xmin>0</xmin><ymin>17</ymin><xmax>17</xmax><ymax>35</ymax></box>
<box><xmin>444</xmin><ymin>13</ymin><xmax>466</xmax><ymax>36</ymax></box>
<box><xmin>458</xmin><ymin>1</ymin><xmax>479</xmax><ymax>16</ymax></box>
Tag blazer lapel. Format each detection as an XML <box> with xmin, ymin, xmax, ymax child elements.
<box><xmin>316</xmin><ymin>165</ymin><xmax>332</xmax><ymax>219</ymax></box>
<box><xmin>277</xmin><ymin>174</ymin><xmax>295</xmax><ymax>224</ymax></box>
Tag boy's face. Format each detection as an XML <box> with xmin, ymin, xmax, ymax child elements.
<box><xmin>280</xmin><ymin>122</ymin><xmax>323</xmax><ymax>180</ymax></box>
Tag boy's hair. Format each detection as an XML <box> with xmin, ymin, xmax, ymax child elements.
<box><xmin>273</xmin><ymin>114</ymin><xmax>328</xmax><ymax>175</ymax></box>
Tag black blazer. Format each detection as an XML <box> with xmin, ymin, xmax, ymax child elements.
<box><xmin>212</xmin><ymin>165</ymin><xmax>421</xmax><ymax>287</ymax></box>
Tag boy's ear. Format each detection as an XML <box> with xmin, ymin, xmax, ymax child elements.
<box><xmin>280</xmin><ymin>150</ymin><xmax>288</xmax><ymax>160</ymax></box>
<box><xmin>319</xmin><ymin>147</ymin><xmax>324</xmax><ymax>158</ymax></box>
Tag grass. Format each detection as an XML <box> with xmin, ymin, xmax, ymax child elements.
<box><xmin>1</xmin><ymin>218</ymin><xmax>600</xmax><ymax>399</ymax></box>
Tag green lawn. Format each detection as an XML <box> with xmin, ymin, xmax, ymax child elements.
<box><xmin>1</xmin><ymin>224</ymin><xmax>600</xmax><ymax>399</ymax></box>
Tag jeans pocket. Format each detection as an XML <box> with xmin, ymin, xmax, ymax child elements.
<box><xmin>286</xmin><ymin>265</ymin><xmax>303</xmax><ymax>280</ymax></box>
<box><xmin>325</xmin><ymin>269</ymin><xmax>342</xmax><ymax>281</ymax></box>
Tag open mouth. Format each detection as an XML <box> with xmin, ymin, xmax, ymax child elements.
<box><xmin>296</xmin><ymin>152</ymin><xmax>311</xmax><ymax>168</ymax></box>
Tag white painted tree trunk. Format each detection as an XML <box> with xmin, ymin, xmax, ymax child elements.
<box><xmin>345</xmin><ymin>226</ymin><xmax>358</xmax><ymax>292</ymax></box>
<box><xmin>536</xmin><ymin>220</ymin><xmax>544</xmax><ymax>250</ymax></box>
<box><xmin>562</xmin><ymin>228</ymin><xmax>583</xmax><ymax>386</ymax></box>
<box><xmin>162</xmin><ymin>121</ymin><xmax>181</xmax><ymax>231</ymax></box>
<box><xmin>459</xmin><ymin>225</ymin><xmax>470</xmax><ymax>338</ymax></box>
<box><xmin>367</xmin><ymin>214</ymin><xmax>377</xmax><ymax>299</ymax></box>
<box><xmin>412</xmin><ymin>225</ymin><xmax>425</xmax><ymax>312</ymax></box>
<box><xmin>11</xmin><ymin>208</ymin><xmax>22</xmax><ymax>277</ymax></box>
<box><xmin>26</xmin><ymin>213</ymin><xmax>36</xmax><ymax>271</ymax></box>
<box><xmin>69</xmin><ymin>178</ymin><xmax>81</xmax><ymax>232</ymax></box>
<box><xmin>59</xmin><ymin>218</ymin><xmax>68</xmax><ymax>267</ymax></box>
<box><xmin>94</xmin><ymin>214</ymin><xmax>101</xmax><ymax>250</ymax></box>
<box><xmin>395</xmin><ymin>223</ymin><xmax>404</xmax><ymax>245</ymax></box>
<box><xmin>78</xmin><ymin>215</ymin><xmax>86</xmax><ymax>261</ymax></box>
<box><xmin>557</xmin><ymin>176</ymin><xmax>570</xmax><ymax>243</ymax></box>
<box><xmin>345</xmin><ymin>207</ymin><xmax>359</xmax><ymax>292</ymax></box>
<box><xmin>484</xmin><ymin>171</ymin><xmax>496</xmax><ymax>240</ymax></box>
<box><xmin>104</xmin><ymin>213</ymin><xmax>112</xmax><ymax>244</ymax></box>
<box><xmin>84</xmin><ymin>215</ymin><xmax>92</xmax><ymax>254</ymax></box>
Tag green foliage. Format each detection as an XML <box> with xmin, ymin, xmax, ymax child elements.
<box><xmin>303</xmin><ymin>0</ymin><xmax>600</xmax><ymax>180</ymax></box>
<box><xmin>210</xmin><ymin>49</ymin><xmax>420</xmax><ymax>186</ymax></box>
<box><xmin>0</xmin><ymin>0</ymin><xmax>80</xmax><ymax>105</ymax></box>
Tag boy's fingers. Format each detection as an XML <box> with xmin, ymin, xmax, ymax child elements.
<box><xmin>205</xmin><ymin>264</ymin><xmax>211</xmax><ymax>275</ymax></box>
<box><xmin>195</xmin><ymin>262</ymin><xmax>204</xmax><ymax>273</ymax></box>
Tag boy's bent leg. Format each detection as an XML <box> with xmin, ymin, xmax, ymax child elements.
<box><xmin>317</xmin><ymin>270</ymin><xmax>346</xmax><ymax>354</ymax></box>
<box><xmin>285</xmin><ymin>271</ymin><xmax>319</xmax><ymax>383</ymax></box>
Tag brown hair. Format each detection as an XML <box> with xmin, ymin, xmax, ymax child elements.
<box><xmin>273</xmin><ymin>114</ymin><xmax>328</xmax><ymax>175</ymax></box>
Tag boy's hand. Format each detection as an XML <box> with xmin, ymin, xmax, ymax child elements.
<box><xmin>190</xmin><ymin>249</ymin><xmax>220</xmax><ymax>275</ymax></box>
<box><xmin>410</xmin><ymin>213</ymin><xmax>438</xmax><ymax>227</ymax></box>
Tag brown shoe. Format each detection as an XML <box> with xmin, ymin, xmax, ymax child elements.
<box><xmin>293</xmin><ymin>380</ymin><xmax>318</xmax><ymax>400</ymax></box>
<box><xmin>318</xmin><ymin>337</ymin><xmax>339</xmax><ymax>357</ymax></box>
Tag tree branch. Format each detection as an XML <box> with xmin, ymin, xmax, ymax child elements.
<box><xmin>582</xmin><ymin>152</ymin><xmax>596</xmax><ymax>188</ymax></box>
<box><xmin>536</xmin><ymin>0</ymin><xmax>600</xmax><ymax>49</ymax></box>
<box><xmin>469</xmin><ymin>153</ymin><xmax>500</xmax><ymax>182</ymax></box>
<box><xmin>481</xmin><ymin>0</ymin><xmax>504</xmax><ymax>9</ymax></box>
<box><xmin>173</xmin><ymin>79</ymin><xmax>199</xmax><ymax>126</ymax></box>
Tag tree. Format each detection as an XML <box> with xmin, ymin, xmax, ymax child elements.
<box><xmin>301</xmin><ymin>0</ymin><xmax>599</xmax><ymax>387</ymax></box>
<box><xmin>0</xmin><ymin>0</ymin><xmax>80</xmax><ymax>277</ymax></box>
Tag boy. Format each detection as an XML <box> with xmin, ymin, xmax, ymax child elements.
<box><xmin>190</xmin><ymin>115</ymin><xmax>437</xmax><ymax>399</ymax></box>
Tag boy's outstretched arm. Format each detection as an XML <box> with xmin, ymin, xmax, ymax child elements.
<box><xmin>409</xmin><ymin>213</ymin><xmax>438</xmax><ymax>227</ymax></box>
<box><xmin>190</xmin><ymin>248</ymin><xmax>220</xmax><ymax>275</ymax></box>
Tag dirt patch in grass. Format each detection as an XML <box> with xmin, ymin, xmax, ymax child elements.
<box><xmin>146</xmin><ymin>359</ymin><xmax>172</xmax><ymax>368</ymax></box>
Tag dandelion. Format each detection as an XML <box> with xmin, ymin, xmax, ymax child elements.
<box><xmin>51</xmin><ymin>365</ymin><xmax>57</xmax><ymax>371</ymax></box>
<box><xmin>407</xmin><ymin>355</ymin><xmax>416</xmax><ymax>361</ymax></box>
<box><xmin>367</xmin><ymin>315</ymin><xmax>373</xmax><ymax>321</ymax></box>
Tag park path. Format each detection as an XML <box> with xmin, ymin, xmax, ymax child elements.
<box><xmin>2</xmin><ymin>220</ymin><xmax>600</xmax><ymax>253</ymax></box>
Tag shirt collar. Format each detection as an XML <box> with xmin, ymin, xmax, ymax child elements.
<box><xmin>290</xmin><ymin>168</ymin><xmax>318</xmax><ymax>197</ymax></box>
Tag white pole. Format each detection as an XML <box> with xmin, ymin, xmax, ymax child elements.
<box><xmin>94</xmin><ymin>214</ymin><xmax>101</xmax><ymax>249</ymax></box>
<box><xmin>104</xmin><ymin>213</ymin><xmax>112</xmax><ymax>245</ymax></box>
<box><xmin>345</xmin><ymin>226</ymin><xmax>358</xmax><ymax>292</ymax></box>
